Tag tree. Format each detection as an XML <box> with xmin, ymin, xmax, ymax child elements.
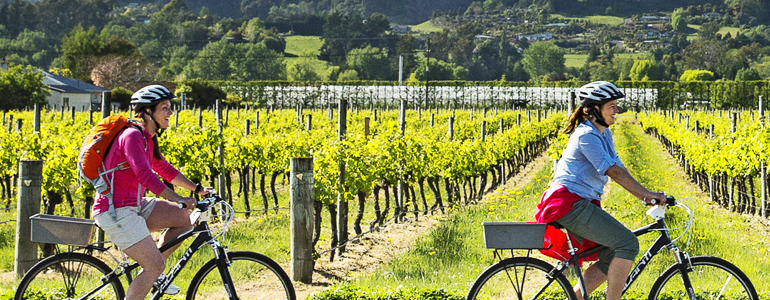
<box><xmin>679</xmin><ymin>69</ymin><xmax>714</xmax><ymax>81</ymax></box>
<box><xmin>287</xmin><ymin>51</ymin><xmax>321</xmax><ymax>82</ymax></box>
<box><xmin>60</xmin><ymin>25</ymin><xmax>102</xmax><ymax>81</ymax></box>
<box><xmin>672</xmin><ymin>8</ymin><xmax>688</xmax><ymax>32</ymax></box>
<box><xmin>521</xmin><ymin>41</ymin><xmax>565</xmax><ymax>80</ymax></box>
<box><xmin>175</xmin><ymin>78</ymin><xmax>226</xmax><ymax>108</ymax></box>
<box><xmin>0</xmin><ymin>63</ymin><xmax>49</xmax><ymax>110</ymax></box>
<box><xmin>337</xmin><ymin>69</ymin><xmax>359</xmax><ymax>81</ymax></box>
<box><xmin>156</xmin><ymin>45</ymin><xmax>194</xmax><ymax>81</ymax></box>
<box><xmin>346</xmin><ymin>46</ymin><xmax>391</xmax><ymax>80</ymax></box>
<box><xmin>629</xmin><ymin>60</ymin><xmax>659</xmax><ymax>81</ymax></box>
<box><xmin>735</xmin><ymin>67</ymin><xmax>762</xmax><ymax>81</ymax></box>
<box><xmin>699</xmin><ymin>21</ymin><xmax>721</xmax><ymax>40</ymax></box>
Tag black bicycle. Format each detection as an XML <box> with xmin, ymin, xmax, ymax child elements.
<box><xmin>467</xmin><ymin>196</ymin><xmax>758</xmax><ymax>300</ymax></box>
<box><xmin>14</xmin><ymin>193</ymin><xmax>296</xmax><ymax>300</ymax></box>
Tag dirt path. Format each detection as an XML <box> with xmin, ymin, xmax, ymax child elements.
<box><xmin>292</xmin><ymin>153</ymin><xmax>551</xmax><ymax>299</ymax></box>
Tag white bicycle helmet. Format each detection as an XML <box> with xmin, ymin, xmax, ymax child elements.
<box><xmin>131</xmin><ymin>85</ymin><xmax>175</xmax><ymax>113</ymax></box>
<box><xmin>577</xmin><ymin>81</ymin><xmax>624</xmax><ymax>106</ymax></box>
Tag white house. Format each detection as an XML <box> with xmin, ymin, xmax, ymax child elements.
<box><xmin>43</xmin><ymin>72</ymin><xmax>110</xmax><ymax>111</ymax></box>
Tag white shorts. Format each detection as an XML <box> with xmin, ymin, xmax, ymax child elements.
<box><xmin>93</xmin><ymin>198</ymin><xmax>158</xmax><ymax>250</ymax></box>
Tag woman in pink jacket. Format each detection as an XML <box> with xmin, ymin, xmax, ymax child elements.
<box><xmin>92</xmin><ymin>85</ymin><xmax>211</xmax><ymax>299</ymax></box>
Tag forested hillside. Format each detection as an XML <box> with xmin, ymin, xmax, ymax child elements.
<box><xmin>3</xmin><ymin>0</ymin><xmax>770</xmax><ymax>111</ymax></box>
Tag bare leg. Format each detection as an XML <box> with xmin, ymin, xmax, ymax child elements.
<box><xmin>574</xmin><ymin>264</ymin><xmax>607</xmax><ymax>300</ymax></box>
<box><xmin>123</xmin><ymin>236</ymin><xmax>165</xmax><ymax>300</ymax></box>
<box><xmin>146</xmin><ymin>199</ymin><xmax>193</xmax><ymax>261</ymax></box>
<box><xmin>606</xmin><ymin>258</ymin><xmax>633</xmax><ymax>300</ymax></box>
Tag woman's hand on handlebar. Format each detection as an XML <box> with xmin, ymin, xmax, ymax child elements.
<box><xmin>178</xmin><ymin>197</ymin><xmax>196</xmax><ymax>210</ymax></box>
<box><xmin>642</xmin><ymin>192</ymin><xmax>666</xmax><ymax>206</ymax></box>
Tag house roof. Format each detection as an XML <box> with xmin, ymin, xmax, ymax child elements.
<box><xmin>43</xmin><ymin>71</ymin><xmax>110</xmax><ymax>94</ymax></box>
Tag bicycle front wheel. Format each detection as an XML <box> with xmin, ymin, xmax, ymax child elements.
<box><xmin>466</xmin><ymin>257</ymin><xmax>577</xmax><ymax>300</ymax></box>
<box><xmin>186</xmin><ymin>251</ymin><xmax>296</xmax><ymax>300</ymax></box>
<box><xmin>649</xmin><ymin>256</ymin><xmax>758</xmax><ymax>300</ymax></box>
<box><xmin>14</xmin><ymin>252</ymin><xmax>124</xmax><ymax>300</ymax></box>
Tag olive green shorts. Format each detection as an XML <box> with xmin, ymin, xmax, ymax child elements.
<box><xmin>556</xmin><ymin>199</ymin><xmax>639</xmax><ymax>274</ymax></box>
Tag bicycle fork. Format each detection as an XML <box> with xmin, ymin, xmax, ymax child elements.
<box><xmin>212</xmin><ymin>241</ymin><xmax>239</xmax><ymax>300</ymax></box>
<box><xmin>670</xmin><ymin>247</ymin><xmax>697</xmax><ymax>300</ymax></box>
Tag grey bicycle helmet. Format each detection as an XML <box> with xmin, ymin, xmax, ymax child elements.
<box><xmin>577</xmin><ymin>81</ymin><xmax>624</xmax><ymax>106</ymax></box>
<box><xmin>130</xmin><ymin>85</ymin><xmax>175</xmax><ymax>136</ymax></box>
<box><xmin>576</xmin><ymin>81</ymin><xmax>623</xmax><ymax>127</ymax></box>
<box><xmin>131</xmin><ymin>85</ymin><xmax>175</xmax><ymax>113</ymax></box>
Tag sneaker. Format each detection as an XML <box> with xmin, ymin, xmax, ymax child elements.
<box><xmin>154</xmin><ymin>273</ymin><xmax>180</xmax><ymax>295</ymax></box>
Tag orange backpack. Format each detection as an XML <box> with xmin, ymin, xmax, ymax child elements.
<box><xmin>77</xmin><ymin>115</ymin><xmax>143</xmax><ymax>218</ymax></box>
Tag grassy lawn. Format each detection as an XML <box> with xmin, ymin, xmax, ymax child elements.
<box><xmin>283</xmin><ymin>35</ymin><xmax>331</xmax><ymax>80</ymax></box>
<box><xmin>285</xmin><ymin>35</ymin><xmax>323</xmax><ymax>56</ymax></box>
<box><xmin>410</xmin><ymin>20</ymin><xmax>445</xmax><ymax>33</ymax></box>
<box><xmin>686</xmin><ymin>25</ymin><xmax>738</xmax><ymax>41</ymax></box>
<box><xmin>565</xmin><ymin>53</ymin><xmax>649</xmax><ymax>68</ymax></box>
<box><xmin>329</xmin><ymin>119</ymin><xmax>770</xmax><ymax>298</ymax></box>
<box><xmin>551</xmin><ymin>14</ymin><xmax>625</xmax><ymax>27</ymax></box>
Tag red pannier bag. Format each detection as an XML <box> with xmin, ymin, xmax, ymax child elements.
<box><xmin>540</xmin><ymin>224</ymin><xmax>599</xmax><ymax>267</ymax></box>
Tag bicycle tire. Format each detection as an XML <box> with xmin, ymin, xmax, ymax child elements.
<box><xmin>186</xmin><ymin>251</ymin><xmax>296</xmax><ymax>300</ymax></box>
<box><xmin>466</xmin><ymin>256</ymin><xmax>577</xmax><ymax>300</ymax></box>
<box><xmin>14</xmin><ymin>252</ymin><xmax>125</xmax><ymax>300</ymax></box>
<box><xmin>648</xmin><ymin>256</ymin><xmax>758</xmax><ymax>300</ymax></box>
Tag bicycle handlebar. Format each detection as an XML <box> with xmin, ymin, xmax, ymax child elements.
<box><xmin>649</xmin><ymin>195</ymin><xmax>677</xmax><ymax>207</ymax></box>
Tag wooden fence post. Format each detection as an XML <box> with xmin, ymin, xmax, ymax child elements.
<box><xmin>290</xmin><ymin>157</ymin><xmax>314</xmax><ymax>283</ymax></box>
<box><xmin>15</xmin><ymin>160</ymin><xmax>43</xmax><ymax>279</ymax></box>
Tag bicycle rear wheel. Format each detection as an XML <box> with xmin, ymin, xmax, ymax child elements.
<box><xmin>466</xmin><ymin>257</ymin><xmax>577</xmax><ymax>300</ymax></box>
<box><xmin>649</xmin><ymin>256</ymin><xmax>758</xmax><ymax>300</ymax></box>
<box><xmin>14</xmin><ymin>252</ymin><xmax>124</xmax><ymax>300</ymax></box>
<box><xmin>186</xmin><ymin>251</ymin><xmax>296</xmax><ymax>300</ymax></box>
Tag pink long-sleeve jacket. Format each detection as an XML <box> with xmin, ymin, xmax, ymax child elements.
<box><xmin>91</xmin><ymin>124</ymin><xmax>180</xmax><ymax>217</ymax></box>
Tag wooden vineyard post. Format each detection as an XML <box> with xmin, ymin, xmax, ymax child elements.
<box><xmin>101</xmin><ymin>92</ymin><xmax>111</xmax><ymax>120</ymax></box>
<box><xmin>364</xmin><ymin>117</ymin><xmax>370</xmax><ymax>138</ymax></box>
<box><xmin>33</xmin><ymin>104</ymin><xmax>40</xmax><ymax>133</ymax></box>
<box><xmin>397</xmin><ymin>100</ymin><xmax>406</xmax><ymax>222</ymax></box>
<box><xmin>290</xmin><ymin>157</ymin><xmax>314</xmax><ymax>283</ymax></box>
<box><xmin>15</xmin><ymin>160</ymin><xmax>42</xmax><ymax>279</ymax></box>
<box><xmin>337</xmin><ymin>99</ymin><xmax>348</xmax><ymax>255</ymax></box>
<box><xmin>306</xmin><ymin>115</ymin><xmax>312</xmax><ymax>131</ymax></box>
<box><xmin>709</xmin><ymin>124</ymin><xmax>715</xmax><ymax>203</ymax></box>
<box><xmin>255</xmin><ymin>110</ymin><xmax>260</xmax><ymax>131</ymax></box>
<box><xmin>481</xmin><ymin>121</ymin><xmax>486</xmax><ymax>142</ymax></box>
<box><xmin>245</xmin><ymin>119</ymin><xmax>251</xmax><ymax>135</ymax></box>
<box><xmin>198</xmin><ymin>108</ymin><xmax>203</xmax><ymax>128</ymax></box>
<box><xmin>430</xmin><ymin>113</ymin><xmax>435</xmax><ymax>127</ymax></box>
<box><xmin>71</xmin><ymin>107</ymin><xmax>76</xmax><ymax>121</ymax></box>
<box><xmin>216</xmin><ymin>100</ymin><xmax>226</xmax><ymax>200</ymax></box>
<box><xmin>568</xmin><ymin>91</ymin><xmax>575</xmax><ymax>114</ymax></box>
<box><xmin>760</xmin><ymin>96</ymin><xmax>767</xmax><ymax>217</ymax></box>
<box><xmin>448</xmin><ymin>116</ymin><xmax>454</xmax><ymax>141</ymax></box>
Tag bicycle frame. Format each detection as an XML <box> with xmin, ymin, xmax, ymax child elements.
<box><xmin>524</xmin><ymin>216</ymin><xmax>690</xmax><ymax>300</ymax></box>
<box><xmin>77</xmin><ymin>210</ymin><xmax>238</xmax><ymax>300</ymax></box>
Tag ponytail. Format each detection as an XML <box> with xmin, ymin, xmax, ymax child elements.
<box><xmin>563</xmin><ymin>105</ymin><xmax>588</xmax><ymax>134</ymax></box>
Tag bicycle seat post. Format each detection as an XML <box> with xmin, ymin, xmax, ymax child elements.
<box><xmin>562</xmin><ymin>229</ymin><xmax>589</xmax><ymax>300</ymax></box>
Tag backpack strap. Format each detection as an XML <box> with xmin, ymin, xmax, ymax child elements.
<box><xmin>106</xmin><ymin>124</ymin><xmax>148</xmax><ymax>219</ymax></box>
